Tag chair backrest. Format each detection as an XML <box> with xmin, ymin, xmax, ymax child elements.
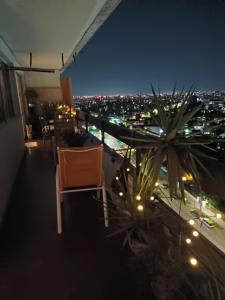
<box><xmin>58</xmin><ymin>144</ymin><xmax>103</xmax><ymax>189</ymax></box>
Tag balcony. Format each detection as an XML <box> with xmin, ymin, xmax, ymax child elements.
<box><xmin>0</xmin><ymin>145</ymin><xmax>138</xmax><ymax>299</ymax></box>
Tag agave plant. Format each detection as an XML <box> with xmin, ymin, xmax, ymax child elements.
<box><xmin>122</xmin><ymin>87</ymin><xmax>223</xmax><ymax>205</ymax></box>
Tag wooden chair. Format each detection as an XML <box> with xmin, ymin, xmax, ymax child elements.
<box><xmin>55</xmin><ymin>144</ymin><xmax>108</xmax><ymax>234</ymax></box>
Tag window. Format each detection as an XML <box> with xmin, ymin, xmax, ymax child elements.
<box><xmin>0</xmin><ymin>61</ymin><xmax>15</xmax><ymax>122</ymax></box>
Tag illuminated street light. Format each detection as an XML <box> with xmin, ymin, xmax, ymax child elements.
<box><xmin>137</xmin><ymin>204</ymin><xmax>144</xmax><ymax>211</ymax></box>
<box><xmin>188</xmin><ymin>219</ymin><xmax>195</xmax><ymax>225</ymax></box>
<box><xmin>185</xmin><ymin>238</ymin><xmax>192</xmax><ymax>244</ymax></box>
<box><xmin>192</xmin><ymin>231</ymin><xmax>199</xmax><ymax>237</ymax></box>
<box><xmin>189</xmin><ymin>257</ymin><xmax>198</xmax><ymax>266</ymax></box>
<box><xmin>119</xmin><ymin>192</ymin><xmax>123</xmax><ymax>197</ymax></box>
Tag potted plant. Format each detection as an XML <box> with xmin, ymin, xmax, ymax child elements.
<box><xmin>107</xmin><ymin>88</ymin><xmax>225</xmax><ymax>299</ymax></box>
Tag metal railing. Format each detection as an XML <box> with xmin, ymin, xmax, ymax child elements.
<box><xmin>77</xmin><ymin>111</ymin><xmax>146</xmax><ymax>173</ymax></box>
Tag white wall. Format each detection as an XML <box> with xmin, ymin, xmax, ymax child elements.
<box><xmin>0</xmin><ymin>37</ymin><xmax>25</xmax><ymax>225</ymax></box>
<box><xmin>25</xmin><ymin>71</ymin><xmax>61</xmax><ymax>88</ymax></box>
<box><xmin>24</xmin><ymin>71</ymin><xmax>62</xmax><ymax>103</ymax></box>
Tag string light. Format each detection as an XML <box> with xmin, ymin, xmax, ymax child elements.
<box><xmin>189</xmin><ymin>257</ymin><xmax>198</xmax><ymax>266</ymax></box>
<box><xmin>185</xmin><ymin>238</ymin><xmax>192</xmax><ymax>244</ymax></box>
<box><xmin>192</xmin><ymin>230</ymin><xmax>199</xmax><ymax>237</ymax></box>
<box><xmin>188</xmin><ymin>219</ymin><xmax>195</xmax><ymax>225</ymax></box>
<box><xmin>119</xmin><ymin>192</ymin><xmax>123</xmax><ymax>197</ymax></box>
<box><xmin>139</xmin><ymin>162</ymin><xmax>142</xmax><ymax>166</ymax></box>
<box><xmin>137</xmin><ymin>204</ymin><xmax>144</xmax><ymax>211</ymax></box>
<box><xmin>182</xmin><ymin>176</ymin><xmax>187</xmax><ymax>182</ymax></box>
<box><xmin>126</xmin><ymin>168</ymin><xmax>130</xmax><ymax>172</ymax></box>
<box><xmin>136</xmin><ymin>195</ymin><xmax>141</xmax><ymax>201</ymax></box>
<box><xmin>150</xmin><ymin>196</ymin><xmax>154</xmax><ymax>201</ymax></box>
<box><xmin>115</xmin><ymin>176</ymin><xmax>119</xmax><ymax>181</ymax></box>
<box><xmin>155</xmin><ymin>182</ymin><xmax>159</xmax><ymax>187</ymax></box>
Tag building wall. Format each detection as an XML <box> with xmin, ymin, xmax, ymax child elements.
<box><xmin>33</xmin><ymin>87</ymin><xmax>62</xmax><ymax>103</ymax></box>
<box><xmin>25</xmin><ymin>71</ymin><xmax>61</xmax><ymax>88</ymax></box>
<box><xmin>24</xmin><ymin>69</ymin><xmax>62</xmax><ymax>103</ymax></box>
<box><xmin>0</xmin><ymin>37</ymin><xmax>25</xmax><ymax>225</ymax></box>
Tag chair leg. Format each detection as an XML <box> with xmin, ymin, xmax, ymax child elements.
<box><xmin>56</xmin><ymin>189</ymin><xmax>62</xmax><ymax>234</ymax></box>
<box><xmin>102</xmin><ymin>186</ymin><xmax>109</xmax><ymax>227</ymax></box>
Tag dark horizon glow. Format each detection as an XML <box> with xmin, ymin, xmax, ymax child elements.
<box><xmin>63</xmin><ymin>0</ymin><xmax>225</xmax><ymax>96</ymax></box>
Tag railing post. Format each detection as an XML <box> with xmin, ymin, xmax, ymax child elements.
<box><xmin>85</xmin><ymin>114</ymin><xmax>89</xmax><ymax>134</ymax></box>
<box><xmin>101</xmin><ymin>120</ymin><xmax>105</xmax><ymax>144</ymax></box>
<box><xmin>136</xmin><ymin>149</ymin><xmax>141</xmax><ymax>176</ymax></box>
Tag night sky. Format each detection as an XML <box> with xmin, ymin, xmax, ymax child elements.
<box><xmin>63</xmin><ymin>0</ymin><xmax>225</xmax><ymax>96</ymax></box>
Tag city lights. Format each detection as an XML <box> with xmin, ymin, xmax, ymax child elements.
<box><xmin>74</xmin><ymin>91</ymin><xmax>225</xmax><ymax>261</ymax></box>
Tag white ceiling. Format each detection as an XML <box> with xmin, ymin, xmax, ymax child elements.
<box><xmin>0</xmin><ymin>0</ymin><xmax>121</xmax><ymax>69</ymax></box>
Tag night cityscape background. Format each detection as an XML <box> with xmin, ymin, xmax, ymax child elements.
<box><xmin>63</xmin><ymin>0</ymin><xmax>225</xmax><ymax>96</ymax></box>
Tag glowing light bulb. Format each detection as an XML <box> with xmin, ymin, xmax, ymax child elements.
<box><xmin>188</xmin><ymin>219</ymin><xmax>195</xmax><ymax>225</ymax></box>
<box><xmin>136</xmin><ymin>195</ymin><xmax>141</xmax><ymax>201</ymax></box>
<box><xmin>119</xmin><ymin>192</ymin><xmax>123</xmax><ymax>197</ymax></box>
<box><xmin>182</xmin><ymin>176</ymin><xmax>187</xmax><ymax>182</ymax></box>
<box><xmin>185</xmin><ymin>238</ymin><xmax>192</xmax><ymax>244</ymax></box>
<box><xmin>137</xmin><ymin>204</ymin><xmax>144</xmax><ymax>211</ymax></box>
<box><xmin>155</xmin><ymin>182</ymin><xmax>159</xmax><ymax>187</ymax></box>
<box><xmin>192</xmin><ymin>231</ymin><xmax>199</xmax><ymax>237</ymax></box>
<box><xmin>150</xmin><ymin>196</ymin><xmax>154</xmax><ymax>201</ymax></box>
<box><xmin>189</xmin><ymin>257</ymin><xmax>198</xmax><ymax>266</ymax></box>
<box><xmin>139</xmin><ymin>162</ymin><xmax>142</xmax><ymax>166</ymax></box>
<box><xmin>126</xmin><ymin>168</ymin><xmax>130</xmax><ymax>172</ymax></box>
<box><xmin>216</xmin><ymin>213</ymin><xmax>222</xmax><ymax>219</ymax></box>
<box><xmin>115</xmin><ymin>176</ymin><xmax>119</xmax><ymax>181</ymax></box>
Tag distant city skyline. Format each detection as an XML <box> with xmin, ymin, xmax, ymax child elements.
<box><xmin>63</xmin><ymin>0</ymin><xmax>225</xmax><ymax>96</ymax></box>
